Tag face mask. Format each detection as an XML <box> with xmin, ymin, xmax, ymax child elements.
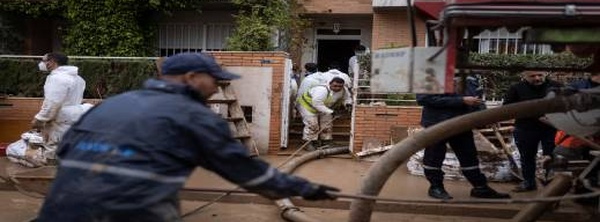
<box><xmin>38</xmin><ymin>61</ymin><xmax>48</xmax><ymax>72</ymax></box>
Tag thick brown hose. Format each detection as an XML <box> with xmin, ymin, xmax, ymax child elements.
<box><xmin>276</xmin><ymin>146</ymin><xmax>349</xmax><ymax>222</ymax></box>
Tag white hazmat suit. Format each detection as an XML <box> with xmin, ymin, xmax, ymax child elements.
<box><xmin>34</xmin><ymin>65</ymin><xmax>89</xmax><ymax>150</ymax></box>
<box><xmin>296</xmin><ymin>81</ymin><xmax>350</xmax><ymax>142</ymax></box>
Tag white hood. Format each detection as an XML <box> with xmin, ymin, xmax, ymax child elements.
<box><xmin>52</xmin><ymin>65</ymin><xmax>79</xmax><ymax>76</ymax></box>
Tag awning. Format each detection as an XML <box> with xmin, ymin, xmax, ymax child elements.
<box><xmin>414</xmin><ymin>1</ymin><xmax>445</xmax><ymax>20</ymax></box>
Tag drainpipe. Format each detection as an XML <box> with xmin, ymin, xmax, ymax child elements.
<box><xmin>348</xmin><ymin>91</ymin><xmax>600</xmax><ymax>222</ymax></box>
<box><xmin>511</xmin><ymin>173</ymin><xmax>573</xmax><ymax>222</ymax></box>
<box><xmin>276</xmin><ymin>146</ymin><xmax>350</xmax><ymax>222</ymax></box>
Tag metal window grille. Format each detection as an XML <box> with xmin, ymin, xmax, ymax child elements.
<box><xmin>473</xmin><ymin>28</ymin><xmax>551</xmax><ymax>55</ymax></box>
<box><xmin>157</xmin><ymin>23</ymin><xmax>234</xmax><ymax>56</ymax></box>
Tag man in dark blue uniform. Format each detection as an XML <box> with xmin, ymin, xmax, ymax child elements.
<box><xmin>37</xmin><ymin>53</ymin><xmax>339</xmax><ymax>221</ymax></box>
<box><xmin>504</xmin><ymin>70</ymin><xmax>562</xmax><ymax>192</ymax></box>
<box><xmin>417</xmin><ymin>74</ymin><xmax>510</xmax><ymax>200</ymax></box>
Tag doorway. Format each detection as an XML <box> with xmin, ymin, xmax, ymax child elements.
<box><xmin>317</xmin><ymin>40</ymin><xmax>360</xmax><ymax>73</ymax></box>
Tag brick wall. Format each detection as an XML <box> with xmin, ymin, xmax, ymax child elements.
<box><xmin>352</xmin><ymin>105</ymin><xmax>422</xmax><ymax>153</ymax></box>
<box><xmin>298</xmin><ymin>0</ymin><xmax>373</xmax><ymax>14</ymax></box>
<box><xmin>372</xmin><ymin>10</ymin><xmax>427</xmax><ymax>49</ymax></box>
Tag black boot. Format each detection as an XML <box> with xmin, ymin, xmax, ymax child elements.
<box><xmin>471</xmin><ymin>186</ymin><xmax>511</xmax><ymax>199</ymax></box>
<box><xmin>304</xmin><ymin>140</ymin><xmax>318</xmax><ymax>151</ymax></box>
<box><xmin>428</xmin><ymin>185</ymin><xmax>453</xmax><ymax>200</ymax></box>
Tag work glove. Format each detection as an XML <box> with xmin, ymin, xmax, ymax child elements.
<box><xmin>302</xmin><ymin>184</ymin><xmax>340</xmax><ymax>200</ymax></box>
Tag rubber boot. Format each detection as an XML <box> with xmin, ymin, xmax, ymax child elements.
<box><xmin>428</xmin><ymin>185</ymin><xmax>453</xmax><ymax>200</ymax></box>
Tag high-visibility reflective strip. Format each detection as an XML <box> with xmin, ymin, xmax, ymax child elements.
<box><xmin>422</xmin><ymin>165</ymin><xmax>441</xmax><ymax>170</ymax></box>
<box><xmin>61</xmin><ymin>159</ymin><xmax>187</xmax><ymax>184</ymax></box>
<box><xmin>242</xmin><ymin>167</ymin><xmax>275</xmax><ymax>187</ymax></box>
<box><xmin>298</xmin><ymin>85</ymin><xmax>332</xmax><ymax>114</ymax></box>
<box><xmin>461</xmin><ymin>166</ymin><xmax>480</xmax><ymax>171</ymax></box>
<box><xmin>299</xmin><ymin>92</ymin><xmax>318</xmax><ymax>113</ymax></box>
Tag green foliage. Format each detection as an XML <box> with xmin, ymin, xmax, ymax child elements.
<box><xmin>469</xmin><ymin>53</ymin><xmax>592</xmax><ymax>99</ymax></box>
<box><xmin>228</xmin><ymin>0</ymin><xmax>301</xmax><ymax>51</ymax></box>
<box><xmin>385</xmin><ymin>94</ymin><xmax>417</xmax><ymax>106</ymax></box>
<box><xmin>0</xmin><ymin>0</ymin><xmax>202</xmax><ymax>56</ymax></box>
<box><xmin>0</xmin><ymin>0</ymin><xmax>64</xmax><ymax>54</ymax></box>
<box><xmin>62</xmin><ymin>0</ymin><xmax>147</xmax><ymax>56</ymax></box>
<box><xmin>469</xmin><ymin>53</ymin><xmax>592</xmax><ymax>70</ymax></box>
<box><xmin>0</xmin><ymin>0</ymin><xmax>63</xmax><ymax>17</ymax></box>
<box><xmin>0</xmin><ymin>58</ymin><xmax>157</xmax><ymax>98</ymax></box>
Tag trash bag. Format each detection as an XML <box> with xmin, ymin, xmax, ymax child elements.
<box><xmin>6</xmin><ymin>131</ymin><xmax>51</xmax><ymax>168</ymax></box>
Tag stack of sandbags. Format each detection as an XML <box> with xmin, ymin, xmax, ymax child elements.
<box><xmin>406</xmin><ymin>127</ymin><xmax>515</xmax><ymax>182</ymax></box>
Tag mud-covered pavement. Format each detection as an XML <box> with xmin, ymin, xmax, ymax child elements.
<box><xmin>0</xmin><ymin>155</ymin><xmax>593</xmax><ymax>221</ymax></box>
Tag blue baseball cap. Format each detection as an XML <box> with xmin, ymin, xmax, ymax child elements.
<box><xmin>161</xmin><ymin>53</ymin><xmax>240</xmax><ymax>80</ymax></box>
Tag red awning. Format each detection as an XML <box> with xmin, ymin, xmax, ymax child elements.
<box><xmin>414</xmin><ymin>1</ymin><xmax>445</xmax><ymax>20</ymax></box>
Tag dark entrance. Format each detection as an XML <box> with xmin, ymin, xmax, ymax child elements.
<box><xmin>316</xmin><ymin>39</ymin><xmax>360</xmax><ymax>74</ymax></box>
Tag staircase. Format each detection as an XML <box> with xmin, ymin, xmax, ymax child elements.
<box><xmin>284</xmin><ymin>114</ymin><xmax>351</xmax><ymax>152</ymax></box>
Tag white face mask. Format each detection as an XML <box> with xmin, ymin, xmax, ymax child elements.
<box><xmin>38</xmin><ymin>61</ymin><xmax>48</xmax><ymax>72</ymax></box>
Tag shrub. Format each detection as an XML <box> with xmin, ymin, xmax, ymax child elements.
<box><xmin>0</xmin><ymin>58</ymin><xmax>157</xmax><ymax>98</ymax></box>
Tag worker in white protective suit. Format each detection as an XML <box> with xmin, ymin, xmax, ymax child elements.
<box><xmin>348</xmin><ymin>45</ymin><xmax>367</xmax><ymax>79</ymax></box>
<box><xmin>296</xmin><ymin>77</ymin><xmax>352</xmax><ymax>151</ymax></box>
<box><xmin>296</xmin><ymin>70</ymin><xmax>328</xmax><ymax>103</ymax></box>
<box><xmin>31</xmin><ymin>53</ymin><xmax>90</xmax><ymax>160</ymax></box>
<box><xmin>323</xmin><ymin>62</ymin><xmax>352</xmax><ymax>90</ymax></box>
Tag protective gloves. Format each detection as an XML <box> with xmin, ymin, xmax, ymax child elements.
<box><xmin>302</xmin><ymin>184</ymin><xmax>340</xmax><ymax>200</ymax></box>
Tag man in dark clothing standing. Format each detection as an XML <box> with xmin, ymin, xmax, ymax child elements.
<box><xmin>36</xmin><ymin>53</ymin><xmax>339</xmax><ymax>222</ymax></box>
<box><xmin>503</xmin><ymin>70</ymin><xmax>563</xmax><ymax>192</ymax></box>
<box><xmin>416</xmin><ymin>75</ymin><xmax>510</xmax><ymax>200</ymax></box>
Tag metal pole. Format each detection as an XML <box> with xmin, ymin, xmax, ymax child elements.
<box><xmin>406</xmin><ymin>0</ymin><xmax>417</xmax><ymax>47</ymax></box>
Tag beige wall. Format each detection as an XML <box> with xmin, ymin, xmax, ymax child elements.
<box><xmin>300</xmin><ymin>16</ymin><xmax>373</xmax><ymax>68</ymax></box>
<box><xmin>227</xmin><ymin>67</ymin><xmax>273</xmax><ymax>154</ymax></box>
<box><xmin>298</xmin><ymin>0</ymin><xmax>373</xmax><ymax>14</ymax></box>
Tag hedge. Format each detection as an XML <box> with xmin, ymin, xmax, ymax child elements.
<box><xmin>0</xmin><ymin>58</ymin><xmax>157</xmax><ymax>98</ymax></box>
<box><xmin>469</xmin><ymin>53</ymin><xmax>591</xmax><ymax>99</ymax></box>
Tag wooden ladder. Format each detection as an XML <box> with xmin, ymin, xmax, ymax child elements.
<box><xmin>207</xmin><ymin>81</ymin><xmax>259</xmax><ymax>156</ymax></box>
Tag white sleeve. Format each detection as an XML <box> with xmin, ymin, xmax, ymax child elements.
<box><xmin>34</xmin><ymin>75</ymin><xmax>71</xmax><ymax>121</ymax></box>
<box><xmin>310</xmin><ymin>87</ymin><xmax>334</xmax><ymax>114</ymax></box>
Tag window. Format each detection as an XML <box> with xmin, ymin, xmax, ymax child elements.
<box><xmin>472</xmin><ymin>28</ymin><xmax>552</xmax><ymax>55</ymax></box>
<box><xmin>157</xmin><ymin>23</ymin><xmax>234</xmax><ymax>56</ymax></box>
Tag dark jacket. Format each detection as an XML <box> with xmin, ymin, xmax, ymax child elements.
<box><xmin>417</xmin><ymin>76</ymin><xmax>483</xmax><ymax>127</ymax></box>
<box><xmin>503</xmin><ymin>80</ymin><xmax>563</xmax><ymax>130</ymax></box>
<box><xmin>417</xmin><ymin>94</ymin><xmax>475</xmax><ymax>127</ymax></box>
<box><xmin>38</xmin><ymin>79</ymin><xmax>317</xmax><ymax>221</ymax></box>
<box><xmin>570</xmin><ymin>78</ymin><xmax>599</xmax><ymax>90</ymax></box>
